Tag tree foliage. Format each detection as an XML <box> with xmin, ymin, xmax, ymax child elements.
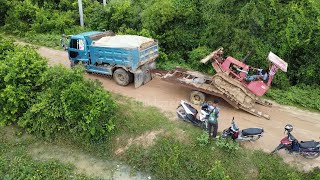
<box><xmin>1</xmin><ymin>0</ymin><xmax>320</xmax><ymax>87</ymax></box>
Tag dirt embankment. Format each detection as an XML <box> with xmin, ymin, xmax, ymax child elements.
<box><xmin>37</xmin><ymin>46</ymin><xmax>320</xmax><ymax>171</ymax></box>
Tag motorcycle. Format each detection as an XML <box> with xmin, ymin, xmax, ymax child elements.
<box><xmin>222</xmin><ymin>117</ymin><xmax>264</xmax><ymax>141</ymax></box>
<box><xmin>176</xmin><ymin>100</ymin><xmax>211</xmax><ymax>130</ymax></box>
<box><xmin>271</xmin><ymin>128</ymin><xmax>320</xmax><ymax>159</ymax></box>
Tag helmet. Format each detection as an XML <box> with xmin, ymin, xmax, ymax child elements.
<box><xmin>284</xmin><ymin>124</ymin><xmax>293</xmax><ymax>132</ymax></box>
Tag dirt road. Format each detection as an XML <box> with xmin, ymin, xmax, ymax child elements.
<box><xmin>38</xmin><ymin>46</ymin><xmax>320</xmax><ymax>171</ymax></box>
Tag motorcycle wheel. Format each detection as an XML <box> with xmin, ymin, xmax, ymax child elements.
<box><xmin>271</xmin><ymin>144</ymin><xmax>284</xmax><ymax>154</ymax></box>
<box><xmin>221</xmin><ymin>129</ymin><xmax>229</xmax><ymax>138</ymax></box>
<box><xmin>302</xmin><ymin>152</ymin><xmax>320</xmax><ymax>159</ymax></box>
<box><xmin>176</xmin><ymin>107</ymin><xmax>186</xmax><ymax>120</ymax></box>
<box><xmin>200</xmin><ymin>122</ymin><xmax>208</xmax><ymax>131</ymax></box>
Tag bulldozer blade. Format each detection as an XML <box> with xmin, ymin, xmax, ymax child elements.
<box><xmin>200</xmin><ymin>47</ymin><xmax>224</xmax><ymax>64</ymax></box>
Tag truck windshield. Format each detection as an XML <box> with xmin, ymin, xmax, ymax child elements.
<box><xmin>70</xmin><ymin>39</ymin><xmax>85</xmax><ymax>50</ymax></box>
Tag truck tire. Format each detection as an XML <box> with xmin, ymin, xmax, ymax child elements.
<box><xmin>113</xmin><ymin>68</ymin><xmax>130</xmax><ymax>86</ymax></box>
<box><xmin>70</xmin><ymin>60</ymin><xmax>79</xmax><ymax>68</ymax></box>
<box><xmin>190</xmin><ymin>91</ymin><xmax>205</xmax><ymax>105</ymax></box>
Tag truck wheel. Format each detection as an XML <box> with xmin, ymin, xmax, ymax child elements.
<box><xmin>113</xmin><ymin>68</ymin><xmax>130</xmax><ymax>86</ymax></box>
<box><xmin>190</xmin><ymin>91</ymin><xmax>205</xmax><ymax>105</ymax></box>
<box><xmin>70</xmin><ymin>60</ymin><xmax>79</xmax><ymax>68</ymax></box>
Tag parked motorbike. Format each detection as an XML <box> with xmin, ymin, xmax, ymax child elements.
<box><xmin>271</xmin><ymin>124</ymin><xmax>320</xmax><ymax>159</ymax></box>
<box><xmin>176</xmin><ymin>100</ymin><xmax>211</xmax><ymax>130</ymax></box>
<box><xmin>222</xmin><ymin>117</ymin><xmax>264</xmax><ymax>141</ymax></box>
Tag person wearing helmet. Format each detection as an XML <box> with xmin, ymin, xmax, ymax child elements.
<box><xmin>271</xmin><ymin>124</ymin><xmax>300</xmax><ymax>154</ymax></box>
<box><xmin>284</xmin><ymin>124</ymin><xmax>299</xmax><ymax>151</ymax></box>
<box><xmin>284</xmin><ymin>124</ymin><xmax>296</xmax><ymax>141</ymax></box>
<box><xmin>284</xmin><ymin>124</ymin><xmax>293</xmax><ymax>132</ymax></box>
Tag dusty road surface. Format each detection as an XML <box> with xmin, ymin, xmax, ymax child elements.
<box><xmin>38</xmin><ymin>46</ymin><xmax>320</xmax><ymax>171</ymax></box>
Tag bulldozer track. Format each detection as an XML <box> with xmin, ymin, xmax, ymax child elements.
<box><xmin>211</xmin><ymin>73</ymin><xmax>255</xmax><ymax>109</ymax></box>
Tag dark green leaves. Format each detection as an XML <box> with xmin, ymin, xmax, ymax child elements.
<box><xmin>0</xmin><ymin>38</ymin><xmax>117</xmax><ymax>143</ymax></box>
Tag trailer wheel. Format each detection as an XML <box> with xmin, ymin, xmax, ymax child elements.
<box><xmin>190</xmin><ymin>91</ymin><xmax>205</xmax><ymax>105</ymax></box>
<box><xmin>113</xmin><ymin>68</ymin><xmax>130</xmax><ymax>86</ymax></box>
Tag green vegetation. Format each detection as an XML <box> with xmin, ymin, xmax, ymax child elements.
<box><xmin>0</xmin><ymin>41</ymin><xmax>48</xmax><ymax>124</ymax></box>
<box><xmin>0</xmin><ymin>128</ymin><xmax>88</xmax><ymax>179</ymax></box>
<box><xmin>110</xmin><ymin>96</ymin><xmax>320</xmax><ymax>179</ymax></box>
<box><xmin>0</xmin><ymin>38</ymin><xmax>117</xmax><ymax>144</ymax></box>
<box><xmin>267</xmin><ymin>85</ymin><xmax>320</xmax><ymax>111</ymax></box>
<box><xmin>1</xmin><ymin>0</ymin><xmax>320</xmax><ymax>86</ymax></box>
<box><xmin>2</xmin><ymin>94</ymin><xmax>320</xmax><ymax>179</ymax></box>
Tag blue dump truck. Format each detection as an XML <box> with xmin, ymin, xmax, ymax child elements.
<box><xmin>61</xmin><ymin>31</ymin><xmax>159</xmax><ymax>88</ymax></box>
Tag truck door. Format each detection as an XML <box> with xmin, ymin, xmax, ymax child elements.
<box><xmin>68</xmin><ymin>38</ymin><xmax>89</xmax><ymax>63</ymax></box>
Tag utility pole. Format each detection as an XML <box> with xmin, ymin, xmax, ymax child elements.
<box><xmin>78</xmin><ymin>0</ymin><xmax>84</xmax><ymax>27</ymax></box>
<box><xmin>103</xmin><ymin>0</ymin><xmax>106</xmax><ymax>6</ymax></box>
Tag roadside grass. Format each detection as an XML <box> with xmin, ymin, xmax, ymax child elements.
<box><xmin>104</xmin><ymin>94</ymin><xmax>320</xmax><ymax>180</ymax></box>
<box><xmin>122</xmin><ymin>136</ymin><xmax>320</xmax><ymax>180</ymax></box>
<box><xmin>22</xmin><ymin>33</ymin><xmax>62</xmax><ymax>49</ymax></box>
<box><xmin>0</xmin><ymin>31</ymin><xmax>61</xmax><ymax>49</ymax></box>
<box><xmin>0</xmin><ymin>126</ymin><xmax>90</xmax><ymax>179</ymax></box>
<box><xmin>1</xmin><ymin>93</ymin><xmax>320</xmax><ymax>179</ymax></box>
<box><xmin>266</xmin><ymin>85</ymin><xmax>320</xmax><ymax>112</ymax></box>
<box><xmin>51</xmin><ymin>93</ymin><xmax>320</xmax><ymax>179</ymax></box>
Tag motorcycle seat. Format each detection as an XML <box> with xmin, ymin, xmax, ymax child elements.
<box><xmin>242</xmin><ymin>128</ymin><xmax>264</xmax><ymax>136</ymax></box>
<box><xmin>185</xmin><ymin>103</ymin><xmax>198</xmax><ymax>115</ymax></box>
<box><xmin>299</xmin><ymin>141</ymin><xmax>320</xmax><ymax>148</ymax></box>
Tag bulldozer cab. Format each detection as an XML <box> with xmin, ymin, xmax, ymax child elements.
<box><xmin>245</xmin><ymin>52</ymin><xmax>287</xmax><ymax>96</ymax></box>
<box><xmin>202</xmin><ymin>48</ymin><xmax>287</xmax><ymax>97</ymax></box>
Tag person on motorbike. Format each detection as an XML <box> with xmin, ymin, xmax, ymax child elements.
<box><xmin>271</xmin><ymin>124</ymin><xmax>299</xmax><ymax>154</ymax></box>
<box><xmin>208</xmin><ymin>98</ymin><xmax>220</xmax><ymax>139</ymax></box>
<box><xmin>284</xmin><ymin>124</ymin><xmax>300</xmax><ymax>152</ymax></box>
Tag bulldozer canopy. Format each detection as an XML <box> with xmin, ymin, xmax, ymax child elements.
<box><xmin>268</xmin><ymin>52</ymin><xmax>288</xmax><ymax>72</ymax></box>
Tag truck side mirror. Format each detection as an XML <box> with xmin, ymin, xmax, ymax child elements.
<box><xmin>60</xmin><ymin>34</ymin><xmax>69</xmax><ymax>51</ymax></box>
<box><xmin>60</xmin><ymin>39</ymin><xmax>67</xmax><ymax>50</ymax></box>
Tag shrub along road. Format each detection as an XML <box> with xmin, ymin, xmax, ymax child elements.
<box><xmin>37</xmin><ymin>45</ymin><xmax>320</xmax><ymax>171</ymax></box>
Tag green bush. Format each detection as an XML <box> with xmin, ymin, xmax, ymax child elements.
<box><xmin>266</xmin><ymin>84</ymin><xmax>320</xmax><ymax>111</ymax></box>
<box><xmin>196</xmin><ymin>131</ymin><xmax>209</xmax><ymax>147</ymax></box>
<box><xmin>188</xmin><ymin>46</ymin><xmax>215</xmax><ymax>74</ymax></box>
<box><xmin>0</xmin><ymin>0</ymin><xmax>9</xmax><ymax>26</ymax></box>
<box><xmin>31</xmin><ymin>9</ymin><xmax>76</xmax><ymax>33</ymax></box>
<box><xmin>206</xmin><ymin>160</ymin><xmax>231</xmax><ymax>180</ymax></box>
<box><xmin>215</xmin><ymin>137</ymin><xmax>240</xmax><ymax>152</ymax></box>
<box><xmin>0</xmin><ymin>37</ymin><xmax>15</xmax><ymax>59</ymax></box>
<box><xmin>19</xmin><ymin>66</ymin><xmax>117</xmax><ymax>143</ymax></box>
<box><xmin>4</xmin><ymin>0</ymin><xmax>38</xmax><ymax>35</ymax></box>
<box><xmin>0</xmin><ymin>38</ymin><xmax>117</xmax><ymax>143</ymax></box>
<box><xmin>0</xmin><ymin>44</ymin><xmax>48</xmax><ymax>125</ymax></box>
